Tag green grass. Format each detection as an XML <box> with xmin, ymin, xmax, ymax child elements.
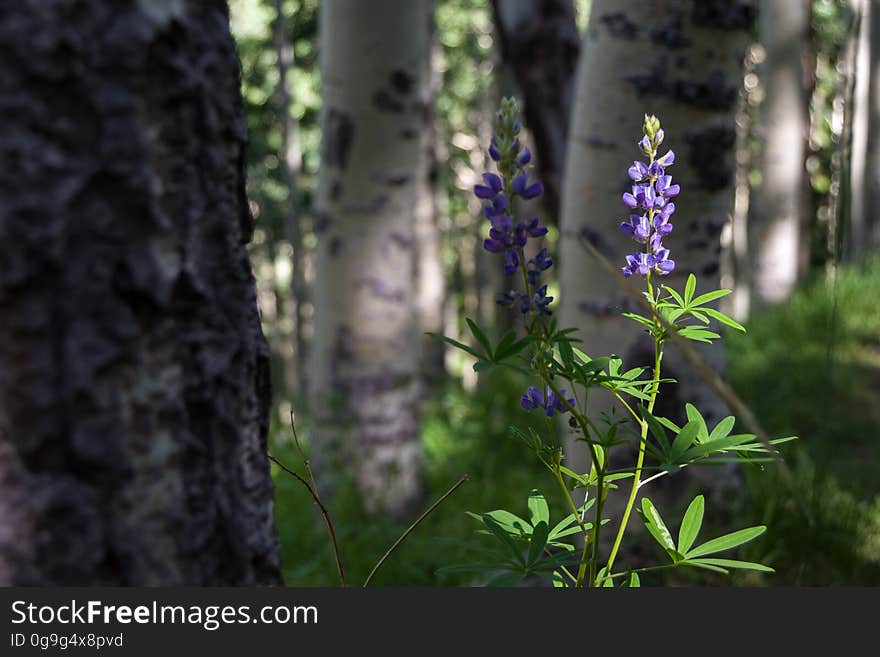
<box><xmin>727</xmin><ymin>261</ymin><xmax>880</xmax><ymax>585</ymax></box>
<box><xmin>271</xmin><ymin>262</ymin><xmax>880</xmax><ymax>586</ymax></box>
<box><xmin>270</xmin><ymin>369</ymin><xmax>568</xmax><ymax>586</ymax></box>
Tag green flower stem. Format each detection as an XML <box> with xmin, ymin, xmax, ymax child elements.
<box><xmin>602</xmin><ymin>272</ymin><xmax>664</xmax><ymax>580</ymax></box>
<box><xmin>539</xmin><ymin>372</ymin><xmax>604</xmax><ymax>587</ymax></box>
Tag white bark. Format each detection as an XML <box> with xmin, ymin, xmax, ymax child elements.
<box><xmin>751</xmin><ymin>0</ymin><xmax>810</xmax><ymax>306</ymax></box>
<box><xmin>558</xmin><ymin>0</ymin><xmax>753</xmax><ymax>485</ymax></box>
<box><xmin>311</xmin><ymin>0</ymin><xmax>430</xmax><ymax>516</ymax></box>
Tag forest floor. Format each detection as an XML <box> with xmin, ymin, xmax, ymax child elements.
<box><xmin>270</xmin><ymin>262</ymin><xmax>880</xmax><ymax>586</ymax></box>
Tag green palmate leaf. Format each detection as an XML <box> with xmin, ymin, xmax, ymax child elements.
<box><xmin>661</xmin><ymin>285</ymin><xmax>685</xmax><ymax>307</ymax></box>
<box><xmin>640</xmin><ymin>497</ymin><xmax>677</xmax><ymax>557</ymax></box>
<box><xmin>701</xmin><ymin>307</ymin><xmax>746</xmax><ymax>332</ymax></box>
<box><xmin>470</xmin><ymin>510</ymin><xmax>531</xmax><ymax>536</ymax></box>
<box><xmin>465</xmin><ymin>318</ymin><xmax>493</xmax><ymax>359</ymax></box>
<box><xmin>425</xmin><ymin>333</ymin><xmax>483</xmax><ymax>359</ymax></box>
<box><xmin>641</xmin><ymin>410</ymin><xmax>671</xmax><ymax>453</ymax></box>
<box><xmin>686</xmin><ymin>558</ymin><xmax>774</xmax><ymax>573</ymax></box>
<box><xmin>494</xmin><ymin>336</ymin><xmax>532</xmax><ymax>361</ymax></box>
<box><xmin>708</xmin><ymin>416</ymin><xmax>736</xmax><ymax>442</ymax></box>
<box><xmin>685</xmin><ymin>526</ymin><xmax>767</xmax><ymax>559</ymax></box>
<box><xmin>487</xmin><ymin>572</ymin><xmax>524</xmax><ymax>587</ymax></box>
<box><xmin>481</xmin><ymin>515</ymin><xmax>527</xmax><ymax>566</ymax></box>
<box><xmin>684</xmin><ymin>273</ymin><xmax>697</xmax><ymax>305</ymax></box>
<box><xmin>527</xmin><ymin>521</ymin><xmax>550</xmax><ymax>567</ymax></box>
<box><xmin>685</xmin><ymin>404</ymin><xmax>709</xmax><ymax>442</ymax></box>
<box><xmin>558</xmin><ymin>339</ymin><xmax>574</xmax><ymax>367</ymax></box>
<box><xmin>680</xmin><ymin>561</ymin><xmax>729</xmax><ymax>574</ymax></box>
<box><xmin>677</xmin><ymin>495</ymin><xmax>705</xmax><ymax>554</ymax></box>
<box><xmin>684</xmin><ymin>433</ymin><xmax>755</xmax><ymax>459</ymax></box>
<box><xmin>473</xmin><ymin>360</ymin><xmax>494</xmax><ymax>373</ymax></box>
<box><xmin>677</xmin><ymin>326</ymin><xmax>721</xmax><ymax>343</ymax></box>
<box><xmin>527</xmin><ymin>489</ymin><xmax>550</xmax><ymax>525</ymax></box>
<box><xmin>689</xmin><ymin>289</ymin><xmax>731</xmax><ymax>307</ymax></box>
<box><xmin>552</xmin><ymin>571</ymin><xmax>568</xmax><ymax>587</ymax></box>
<box><xmin>671</xmin><ymin>420</ymin><xmax>701</xmax><ymax>456</ymax></box>
<box><xmin>625</xmin><ymin>572</ymin><xmax>641</xmax><ymax>588</ymax></box>
<box><xmin>549</xmin><ymin>500</ymin><xmax>595</xmax><ymax>540</ymax></box>
<box><xmin>622</xmin><ymin>312</ymin><xmax>655</xmax><ymax>330</ymax></box>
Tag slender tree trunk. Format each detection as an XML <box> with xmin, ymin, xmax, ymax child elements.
<box><xmin>750</xmin><ymin>0</ymin><xmax>811</xmax><ymax>306</ymax></box>
<box><xmin>274</xmin><ymin>0</ymin><xmax>309</xmax><ymax>398</ymax></box>
<box><xmin>860</xmin><ymin>0</ymin><xmax>880</xmax><ymax>256</ymax></box>
<box><xmin>849</xmin><ymin>0</ymin><xmax>870</xmax><ymax>262</ymax></box>
<box><xmin>311</xmin><ymin>0</ymin><xmax>430</xmax><ymax>516</ymax></box>
<box><xmin>491</xmin><ymin>0</ymin><xmax>581</xmax><ymax>220</ymax></box>
<box><xmin>0</xmin><ymin>0</ymin><xmax>281</xmax><ymax>585</ymax></box>
<box><xmin>415</xmin><ymin>16</ymin><xmax>447</xmax><ymax>386</ymax></box>
<box><xmin>558</xmin><ymin>0</ymin><xmax>753</xmax><ymax>494</ymax></box>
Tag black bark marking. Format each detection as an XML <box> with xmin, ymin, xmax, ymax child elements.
<box><xmin>323</xmin><ymin>107</ymin><xmax>355</xmax><ymax>168</ymax></box>
<box><xmin>651</xmin><ymin>15</ymin><xmax>692</xmax><ymax>49</ymax></box>
<box><xmin>385</xmin><ymin>173</ymin><xmax>411</xmax><ymax>186</ymax></box>
<box><xmin>691</xmin><ymin>1</ymin><xmax>756</xmax><ymax>30</ymax></box>
<box><xmin>356</xmin><ymin>276</ymin><xmax>406</xmax><ymax>303</ymax></box>
<box><xmin>390</xmin><ymin>68</ymin><xmax>414</xmax><ymax>95</ymax></box>
<box><xmin>599</xmin><ymin>12</ymin><xmax>639</xmax><ymax>40</ymax></box>
<box><xmin>628</xmin><ymin>63</ymin><xmax>738</xmax><ymax>111</ymax></box>
<box><xmin>328</xmin><ymin>236</ymin><xmax>344</xmax><ymax>257</ymax></box>
<box><xmin>399</xmin><ymin>128</ymin><xmax>418</xmax><ymax>140</ymax></box>
<box><xmin>330</xmin><ymin>180</ymin><xmax>343</xmax><ymax>201</ymax></box>
<box><xmin>583</xmin><ymin>135</ymin><xmax>618</xmax><ymax>150</ymax></box>
<box><xmin>684</xmin><ymin>126</ymin><xmax>736</xmax><ymax>190</ymax></box>
<box><xmin>373</xmin><ymin>90</ymin><xmax>404</xmax><ymax>113</ymax></box>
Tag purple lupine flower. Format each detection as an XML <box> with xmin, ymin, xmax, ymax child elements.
<box><xmin>620</xmin><ymin>214</ymin><xmax>651</xmax><ymax>242</ymax></box>
<box><xmin>520</xmin><ymin>385</ymin><xmax>574</xmax><ymax>417</ymax></box>
<box><xmin>628</xmin><ymin>161</ymin><xmax>648</xmax><ymax>181</ymax></box>
<box><xmin>512</xmin><ymin>172</ymin><xmax>544</xmax><ymax>200</ymax></box>
<box><xmin>532</xmin><ymin>284</ymin><xmax>553</xmax><ymax>316</ymax></box>
<box><xmin>477</xmin><ymin>97</ymin><xmax>551</xmax><ymax>311</ymax></box>
<box><xmin>652</xmin><ymin>246</ymin><xmax>675</xmax><ymax>275</ymax></box>
<box><xmin>619</xmin><ymin>114</ymin><xmax>678</xmax><ymax>277</ymax></box>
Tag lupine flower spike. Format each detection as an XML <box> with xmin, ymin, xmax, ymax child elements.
<box><xmin>620</xmin><ymin>114</ymin><xmax>676</xmax><ymax>278</ymax></box>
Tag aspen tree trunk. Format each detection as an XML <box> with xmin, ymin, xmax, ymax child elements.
<box><xmin>859</xmin><ymin>0</ymin><xmax>880</xmax><ymax>256</ymax></box>
<box><xmin>274</xmin><ymin>0</ymin><xmax>309</xmax><ymax>397</ymax></box>
<box><xmin>311</xmin><ymin>0</ymin><xmax>430</xmax><ymax>516</ymax></box>
<box><xmin>491</xmin><ymin>0</ymin><xmax>581</xmax><ymax>220</ymax></box>
<box><xmin>558</xmin><ymin>0</ymin><xmax>753</xmax><ymax>492</ymax></box>
<box><xmin>0</xmin><ymin>0</ymin><xmax>280</xmax><ymax>584</ymax></box>
<box><xmin>751</xmin><ymin>0</ymin><xmax>811</xmax><ymax>306</ymax></box>
<box><xmin>849</xmin><ymin>0</ymin><xmax>870</xmax><ymax>262</ymax></box>
<box><xmin>415</xmin><ymin>19</ymin><xmax>447</xmax><ymax>385</ymax></box>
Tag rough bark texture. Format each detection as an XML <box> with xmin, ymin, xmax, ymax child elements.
<box><xmin>311</xmin><ymin>0</ymin><xmax>430</xmax><ymax>516</ymax></box>
<box><xmin>491</xmin><ymin>0</ymin><xmax>581</xmax><ymax>220</ymax></box>
<box><xmin>750</xmin><ymin>0</ymin><xmax>811</xmax><ymax>306</ymax></box>
<box><xmin>0</xmin><ymin>0</ymin><xmax>281</xmax><ymax>585</ymax></box>
<box><xmin>558</xmin><ymin>0</ymin><xmax>753</xmax><ymax>500</ymax></box>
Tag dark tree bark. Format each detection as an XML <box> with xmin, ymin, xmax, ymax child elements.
<box><xmin>491</xmin><ymin>0</ymin><xmax>581</xmax><ymax>220</ymax></box>
<box><xmin>0</xmin><ymin>0</ymin><xmax>281</xmax><ymax>585</ymax></box>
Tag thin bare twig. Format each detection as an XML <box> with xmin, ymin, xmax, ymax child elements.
<box><xmin>363</xmin><ymin>474</ymin><xmax>469</xmax><ymax>587</ymax></box>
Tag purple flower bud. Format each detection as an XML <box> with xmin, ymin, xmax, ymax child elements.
<box><xmin>531</xmin><ymin>247</ymin><xmax>553</xmax><ymax>271</ymax></box>
<box><xmin>489</xmin><ymin>140</ymin><xmax>501</xmax><ymax>162</ymax></box>
<box><xmin>503</xmin><ymin>250</ymin><xmax>519</xmax><ymax>275</ymax></box>
<box><xmin>656</xmin><ymin>150</ymin><xmax>675</xmax><ymax>167</ymax></box>
<box><xmin>482</xmin><ymin>172</ymin><xmax>503</xmax><ymax>194</ymax></box>
<box><xmin>622</xmin><ymin>192</ymin><xmax>638</xmax><ymax>208</ymax></box>
<box><xmin>483</xmin><ymin>238</ymin><xmax>505</xmax><ymax>253</ymax></box>
<box><xmin>512</xmin><ymin>172</ymin><xmax>544</xmax><ymax>199</ymax></box>
<box><xmin>474</xmin><ymin>184</ymin><xmax>496</xmax><ymax>199</ymax></box>
<box><xmin>524</xmin><ymin>216</ymin><xmax>548</xmax><ymax>237</ymax></box>
<box><xmin>520</xmin><ymin>386</ymin><xmax>543</xmax><ymax>411</ymax></box>
<box><xmin>517</xmin><ymin>147</ymin><xmax>532</xmax><ymax>166</ymax></box>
